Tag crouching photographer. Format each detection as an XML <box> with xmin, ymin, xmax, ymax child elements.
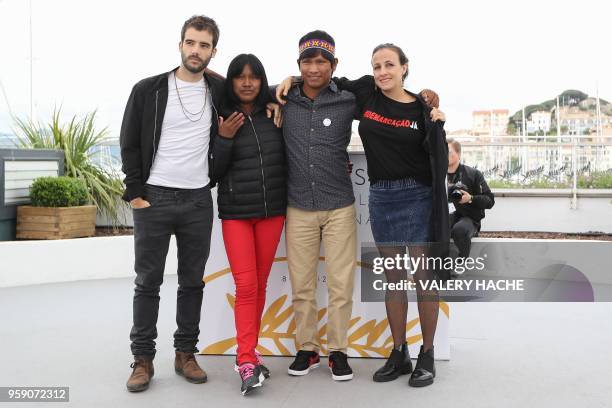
<box><xmin>447</xmin><ymin>138</ymin><xmax>495</xmax><ymax>259</ymax></box>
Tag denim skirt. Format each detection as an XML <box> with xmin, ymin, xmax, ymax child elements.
<box><xmin>368</xmin><ymin>177</ymin><xmax>433</xmax><ymax>245</ymax></box>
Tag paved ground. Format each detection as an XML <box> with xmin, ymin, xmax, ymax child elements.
<box><xmin>1</xmin><ymin>276</ymin><xmax>611</xmax><ymax>408</ymax></box>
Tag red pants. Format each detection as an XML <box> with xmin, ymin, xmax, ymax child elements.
<box><xmin>222</xmin><ymin>215</ymin><xmax>285</xmax><ymax>365</ymax></box>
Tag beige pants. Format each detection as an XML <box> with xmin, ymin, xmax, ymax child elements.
<box><xmin>285</xmin><ymin>204</ymin><xmax>357</xmax><ymax>353</ymax></box>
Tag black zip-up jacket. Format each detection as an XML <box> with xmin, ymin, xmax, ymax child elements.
<box><xmin>418</xmin><ymin>93</ymin><xmax>452</xmax><ymax>280</ymax></box>
<box><xmin>448</xmin><ymin>163</ymin><xmax>495</xmax><ymax>228</ymax></box>
<box><xmin>211</xmin><ymin>105</ymin><xmax>287</xmax><ymax>219</ymax></box>
<box><xmin>119</xmin><ymin>67</ymin><xmax>224</xmax><ymax>201</ymax></box>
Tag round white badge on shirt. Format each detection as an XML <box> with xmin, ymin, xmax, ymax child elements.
<box><xmin>323</xmin><ymin>118</ymin><xmax>332</xmax><ymax>127</ymax></box>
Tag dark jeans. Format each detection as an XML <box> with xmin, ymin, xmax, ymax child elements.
<box><xmin>130</xmin><ymin>184</ymin><xmax>213</xmax><ymax>357</ymax></box>
<box><xmin>450</xmin><ymin>213</ymin><xmax>479</xmax><ymax>258</ymax></box>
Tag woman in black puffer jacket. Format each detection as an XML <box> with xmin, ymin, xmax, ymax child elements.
<box><xmin>211</xmin><ymin>53</ymin><xmax>286</xmax><ymax>395</ymax></box>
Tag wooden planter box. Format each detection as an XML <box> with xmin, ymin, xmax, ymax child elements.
<box><xmin>16</xmin><ymin>205</ymin><xmax>97</xmax><ymax>240</ymax></box>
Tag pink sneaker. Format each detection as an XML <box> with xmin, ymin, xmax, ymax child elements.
<box><xmin>238</xmin><ymin>363</ymin><xmax>264</xmax><ymax>396</ymax></box>
<box><xmin>234</xmin><ymin>350</ymin><xmax>270</xmax><ymax>378</ymax></box>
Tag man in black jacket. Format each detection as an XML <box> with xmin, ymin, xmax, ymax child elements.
<box><xmin>121</xmin><ymin>15</ymin><xmax>224</xmax><ymax>392</ymax></box>
<box><xmin>447</xmin><ymin>138</ymin><xmax>495</xmax><ymax>258</ymax></box>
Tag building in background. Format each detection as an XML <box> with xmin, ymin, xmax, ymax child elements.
<box><xmin>472</xmin><ymin>109</ymin><xmax>509</xmax><ymax>137</ymax></box>
<box><xmin>556</xmin><ymin>105</ymin><xmax>612</xmax><ymax>136</ymax></box>
<box><xmin>527</xmin><ymin>110</ymin><xmax>552</xmax><ymax>133</ymax></box>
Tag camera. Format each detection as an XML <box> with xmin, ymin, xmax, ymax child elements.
<box><xmin>448</xmin><ymin>181</ymin><xmax>468</xmax><ymax>201</ymax></box>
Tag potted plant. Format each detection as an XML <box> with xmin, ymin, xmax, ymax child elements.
<box><xmin>16</xmin><ymin>176</ymin><xmax>97</xmax><ymax>239</ymax></box>
<box><xmin>13</xmin><ymin>109</ymin><xmax>126</xmax><ymax>226</ymax></box>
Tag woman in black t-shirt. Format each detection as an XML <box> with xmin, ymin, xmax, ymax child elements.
<box><xmin>334</xmin><ymin>44</ymin><xmax>446</xmax><ymax>388</ymax></box>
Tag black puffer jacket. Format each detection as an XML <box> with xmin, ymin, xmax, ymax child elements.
<box><xmin>211</xmin><ymin>106</ymin><xmax>287</xmax><ymax>219</ymax></box>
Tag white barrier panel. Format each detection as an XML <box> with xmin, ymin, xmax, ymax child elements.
<box><xmin>199</xmin><ymin>153</ymin><xmax>451</xmax><ymax>359</ymax></box>
<box><xmin>0</xmin><ymin>153</ymin><xmax>450</xmax><ymax>359</ymax></box>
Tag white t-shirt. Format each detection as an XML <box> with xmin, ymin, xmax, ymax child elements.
<box><xmin>147</xmin><ymin>72</ymin><xmax>212</xmax><ymax>188</ymax></box>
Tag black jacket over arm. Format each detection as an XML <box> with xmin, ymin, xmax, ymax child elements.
<box><xmin>421</xmin><ymin>99</ymin><xmax>451</xmax><ymax>280</ymax></box>
<box><xmin>119</xmin><ymin>67</ymin><xmax>224</xmax><ymax>201</ymax></box>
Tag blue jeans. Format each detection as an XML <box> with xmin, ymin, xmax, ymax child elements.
<box><xmin>368</xmin><ymin>178</ymin><xmax>433</xmax><ymax>246</ymax></box>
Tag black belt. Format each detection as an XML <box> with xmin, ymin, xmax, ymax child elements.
<box><xmin>145</xmin><ymin>183</ymin><xmax>210</xmax><ymax>198</ymax></box>
<box><xmin>146</xmin><ymin>183</ymin><xmax>210</xmax><ymax>191</ymax></box>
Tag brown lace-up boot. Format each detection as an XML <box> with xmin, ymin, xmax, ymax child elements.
<box><xmin>126</xmin><ymin>356</ymin><xmax>154</xmax><ymax>392</ymax></box>
<box><xmin>175</xmin><ymin>351</ymin><xmax>208</xmax><ymax>383</ymax></box>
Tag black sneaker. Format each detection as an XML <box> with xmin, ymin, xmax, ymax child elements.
<box><xmin>328</xmin><ymin>351</ymin><xmax>353</xmax><ymax>381</ymax></box>
<box><xmin>238</xmin><ymin>363</ymin><xmax>264</xmax><ymax>396</ymax></box>
<box><xmin>408</xmin><ymin>346</ymin><xmax>435</xmax><ymax>387</ymax></box>
<box><xmin>373</xmin><ymin>342</ymin><xmax>413</xmax><ymax>382</ymax></box>
<box><xmin>288</xmin><ymin>350</ymin><xmax>320</xmax><ymax>376</ymax></box>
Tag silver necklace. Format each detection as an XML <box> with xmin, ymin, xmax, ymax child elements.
<box><xmin>174</xmin><ymin>72</ymin><xmax>208</xmax><ymax>122</ymax></box>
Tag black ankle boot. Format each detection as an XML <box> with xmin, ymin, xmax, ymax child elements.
<box><xmin>373</xmin><ymin>343</ymin><xmax>413</xmax><ymax>382</ymax></box>
<box><xmin>409</xmin><ymin>345</ymin><xmax>435</xmax><ymax>387</ymax></box>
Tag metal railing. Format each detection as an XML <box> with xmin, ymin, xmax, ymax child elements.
<box><xmin>349</xmin><ymin>134</ymin><xmax>612</xmax><ymax>207</ymax></box>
